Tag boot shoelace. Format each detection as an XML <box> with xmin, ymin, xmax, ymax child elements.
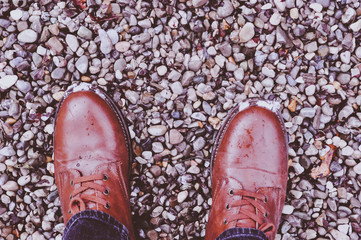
<box><xmin>69</xmin><ymin>174</ymin><xmax>110</xmax><ymax>214</ymax></box>
<box><xmin>224</xmin><ymin>189</ymin><xmax>275</xmax><ymax>233</ymax></box>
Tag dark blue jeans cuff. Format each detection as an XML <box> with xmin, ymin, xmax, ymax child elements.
<box><xmin>63</xmin><ymin>209</ymin><xmax>130</xmax><ymax>240</ymax></box>
<box><xmin>216</xmin><ymin>227</ymin><xmax>269</xmax><ymax>240</ymax></box>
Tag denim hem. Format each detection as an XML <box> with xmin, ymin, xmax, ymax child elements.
<box><xmin>216</xmin><ymin>227</ymin><xmax>269</xmax><ymax>240</ymax></box>
<box><xmin>63</xmin><ymin>209</ymin><xmax>129</xmax><ymax>240</ymax></box>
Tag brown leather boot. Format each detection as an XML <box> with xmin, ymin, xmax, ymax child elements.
<box><xmin>205</xmin><ymin>100</ymin><xmax>288</xmax><ymax>240</ymax></box>
<box><xmin>54</xmin><ymin>83</ymin><xmax>135</xmax><ymax>239</ymax></box>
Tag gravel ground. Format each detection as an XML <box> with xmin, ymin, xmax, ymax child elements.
<box><xmin>0</xmin><ymin>0</ymin><xmax>361</xmax><ymax>239</ymax></box>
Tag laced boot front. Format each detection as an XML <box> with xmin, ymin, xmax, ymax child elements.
<box><xmin>54</xmin><ymin>84</ymin><xmax>135</xmax><ymax>239</ymax></box>
<box><xmin>68</xmin><ymin>173</ymin><xmax>111</xmax><ymax>215</ymax></box>
<box><xmin>205</xmin><ymin>101</ymin><xmax>288</xmax><ymax>240</ymax></box>
<box><xmin>224</xmin><ymin>188</ymin><xmax>275</xmax><ymax>236</ymax></box>
<box><xmin>205</xmin><ymin>177</ymin><xmax>284</xmax><ymax>240</ymax></box>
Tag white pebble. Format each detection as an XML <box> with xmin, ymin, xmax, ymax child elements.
<box><xmin>157</xmin><ymin>65</ymin><xmax>167</xmax><ymax>76</ymax></box>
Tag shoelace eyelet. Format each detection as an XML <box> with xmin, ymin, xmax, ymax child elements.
<box><xmin>69</xmin><ymin>195</ymin><xmax>72</xmax><ymax>200</ymax></box>
<box><xmin>103</xmin><ymin>174</ymin><xmax>109</xmax><ymax>181</ymax></box>
<box><xmin>264</xmin><ymin>196</ymin><xmax>268</xmax><ymax>203</ymax></box>
<box><xmin>225</xmin><ymin>203</ymin><xmax>230</xmax><ymax>210</ymax></box>
<box><xmin>264</xmin><ymin>212</ymin><xmax>269</xmax><ymax>218</ymax></box>
<box><xmin>228</xmin><ymin>189</ymin><xmax>233</xmax><ymax>196</ymax></box>
<box><xmin>104</xmin><ymin>189</ymin><xmax>110</xmax><ymax>195</ymax></box>
<box><xmin>70</xmin><ymin>180</ymin><xmax>74</xmax><ymax>186</ymax></box>
<box><xmin>223</xmin><ymin>219</ymin><xmax>227</xmax><ymax>225</ymax></box>
<box><xmin>105</xmin><ymin>202</ymin><xmax>111</xmax><ymax>209</ymax></box>
<box><xmin>68</xmin><ymin>210</ymin><xmax>71</xmax><ymax>214</ymax></box>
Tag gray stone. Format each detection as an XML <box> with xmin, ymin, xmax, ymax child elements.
<box><xmin>114</xmin><ymin>58</ymin><xmax>126</xmax><ymax>73</ymax></box>
<box><xmin>66</xmin><ymin>34</ymin><xmax>79</xmax><ymax>52</ymax></box>
<box><xmin>168</xmin><ymin>70</ymin><xmax>182</xmax><ymax>81</ymax></box>
<box><xmin>217</xmin><ymin>0</ymin><xmax>234</xmax><ymax>18</ymax></box>
<box><xmin>21</xmin><ymin>130</ymin><xmax>34</xmax><ymax>142</ymax></box>
<box><xmin>341</xmin><ymin>146</ymin><xmax>354</xmax><ymax>156</ymax></box>
<box><xmin>218</xmin><ymin>42</ymin><xmax>232</xmax><ymax>57</ymax></box>
<box><xmin>18</xmin><ymin>175</ymin><xmax>31</xmax><ymax>186</ymax></box>
<box><xmin>192</xmin><ymin>0</ymin><xmax>207</xmax><ymax>7</ymax></box>
<box><xmin>301</xmin><ymin>108</ymin><xmax>316</xmax><ymax>118</ymax></box>
<box><xmin>151</xmin><ymin>206</ymin><xmax>163</xmax><ymax>217</ymax></box>
<box><xmin>15</xmin><ymin>80</ymin><xmax>31</xmax><ymax>93</ymax></box>
<box><xmin>106</xmin><ymin>29</ymin><xmax>119</xmax><ymax>44</ymax></box>
<box><xmin>0</xmin><ymin>146</ymin><xmax>15</xmax><ymax>156</ymax></box>
<box><xmin>170</xmin><ymin>82</ymin><xmax>183</xmax><ymax>95</ymax></box>
<box><xmin>350</xmin><ymin>19</ymin><xmax>361</xmax><ymax>32</ymax></box>
<box><xmin>305</xmin><ymin>41</ymin><xmax>318</xmax><ymax>53</ymax></box>
<box><xmin>157</xmin><ymin>65</ymin><xmax>167</xmax><ymax>76</ymax></box>
<box><xmin>187</xmin><ymin>166</ymin><xmax>200</xmax><ymax>174</ymax></box>
<box><xmin>148</xmin><ymin>125</ymin><xmax>167</xmax><ymax>136</ymax></box>
<box><xmin>347</xmin><ymin>117</ymin><xmax>361</xmax><ymax>128</ymax></box>
<box><xmin>0</xmin><ymin>19</ymin><xmax>11</xmax><ymax>28</ymax></box>
<box><xmin>177</xmin><ymin>190</ymin><xmax>188</xmax><ymax>203</ymax></box>
<box><xmin>152</xmin><ymin>142</ymin><xmax>164</xmax><ymax>153</ymax></box>
<box><xmin>17</xmin><ymin>29</ymin><xmax>37</xmax><ymax>43</ymax></box>
<box><xmin>340</xmin><ymin>51</ymin><xmax>351</xmax><ymax>64</ymax></box>
<box><xmin>193</xmin><ymin>137</ymin><xmax>205</xmax><ymax>151</ymax></box>
<box><xmin>46</xmin><ymin>37</ymin><xmax>64</xmax><ymax>54</ymax></box>
<box><xmin>285</xmin><ymin>0</ymin><xmax>295</xmax><ymax>8</ymax></box>
<box><xmin>98</xmin><ymin>29</ymin><xmax>113</xmax><ymax>54</ymax></box>
<box><xmin>342</xmin><ymin>8</ymin><xmax>356</xmax><ymax>24</ymax></box>
<box><xmin>255</xmin><ymin>51</ymin><xmax>267</xmax><ymax>66</ymax></box>
<box><xmin>330</xmin><ymin>229</ymin><xmax>350</xmax><ymax>240</ymax></box>
<box><xmin>168</xmin><ymin>17</ymin><xmax>179</xmax><ymax>28</ymax></box>
<box><xmin>305</xmin><ymin>229</ymin><xmax>317</xmax><ymax>239</ymax></box>
<box><xmin>181</xmin><ymin>71</ymin><xmax>195</xmax><ymax>86</ymax></box>
<box><xmin>234</xmin><ymin>68</ymin><xmax>244</xmax><ymax>81</ymax></box>
<box><xmin>282</xmin><ymin>205</ymin><xmax>294</xmax><ymax>214</ymax></box>
<box><xmin>305</xmin><ymin>145</ymin><xmax>318</xmax><ymax>156</ymax></box>
<box><xmin>353</xmin><ymin>162</ymin><xmax>361</xmax><ymax>174</ymax></box>
<box><xmin>125</xmin><ymin>90</ymin><xmax>139</xmax><ymax>105</ymax></box>
<box><xmin>1</xmin><ymin>180</ymin><xmax>19</xmax><ymax>191</ymax></box>
<box><xmin>0</xmin><ymin>75</ymin><xmax>18</xmax><ymax>90</ymax></box>
<box><xmin>75</xmin><ymin>56</ymin><xmax>88</xmax><ymax>74</ymax></box>
<box><xmin>276</xmin><ymin>26</ymin><xmax>291</xmax><ymax>47</ymax></box>
<box><xmin>133</xmin><ymin>33</ymin><xmax>151</xmax><ymax>44</ymax></box>
<box><xmin>138</xmin><ymin>19</ymin><xmax>152</xmax><ymax>28</ymax></box>
<box><xmin>78</xmin><ymin>26</ymin><xmax>93</xmax><ymax>40</ymax></box>
<box><xmin>316</xmin><ymin>0</ymin><xmax>330</xmax><ymax>8</ymax></box>
<box><xmin>337</xmin><ymin>73</ymin><xmax>351</xmax><ymax>84</ymax></box>
<box><xmin>169</xmin><ymin>129</ymin><xmax>184</xmax><ymax>145</ymax></box>
<box><xmin>239</xmin><ymin>23</ymin><xmax>255</xmax><ymax>43</ymax></box>
<box><xmin>115</xmin><ymin>41</ymin><xmax>130</xmax><ymax>52</ymax></box>
<box><xmin>51</xmin><ymin>68</ymin><xmax>66</xmax><ymax>80</ymax></box>
<box><xmin>191</xmin><ymin>112</ymin><xmax>207</xmax><ymax>121</ymax></box>
<box><xmin>293</xmin><ymin>25</ymin><xmax>306</xmax><ymax>37</ymax></box>
<box><xmin>150</xmin><ymin>165</ymin><xmax>161</xmax><ymax>177</ymax></box>
<box><xmin>262</xmin><ymin>78</ymin><xmax>274</xmax><ymax>88</ymax></box>
<box><xmin>305</xmin><ymin>85</ymin><xmax>316</xmax><ymax>96</ymax></box>
<box><xmin>339</xmin><ymin>105</ymin><xmax>353</xmax><ymax>121</ymax></box>
<box><xmin>189</xmin><ymin>56</ymin><xmax>202</xmax><ymax>72</ymax></box>
<box><xmin>274</xmin><ymin>0</ymin><xmax>286</xmax><ymax>11</ymax></box>
<box><xmin>262</xmin><ymin>67</ymin><xmax>275</xmax><ymax>78</ymax></box>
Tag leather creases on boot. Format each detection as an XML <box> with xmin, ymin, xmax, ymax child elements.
<box><xmin>205</xmin><ymin>101</ymin><xmax>288</xmax><ymax>240</ymax></box>
<box><xmin>54</xmin><ymin>84</ymin><xmax>135</xmax><ymax>239</ymax></box>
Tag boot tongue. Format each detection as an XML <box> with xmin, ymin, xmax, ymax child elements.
<box><xmin>235</xmin><ymin>202</ymin><xmax>258</xmax><ymax>228</ymax></box>
<box><xmin>227</xmin><ymin>178</ymin><xmax>259</xmax><ymax>229</ymax></box>
<box><xmin>81</xmin><ymin>178</ymin><xmax>104</xmax><ymax>209</ymax></box>
<box><xmin>73</xmin><ymin>169</ymin><xmax>103</xmax><ymax>210</ymax></box>
<box><xmin>83</xmin><ymin>189</ymin><xmax>96</xmax><ymax>209</ymax></box>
